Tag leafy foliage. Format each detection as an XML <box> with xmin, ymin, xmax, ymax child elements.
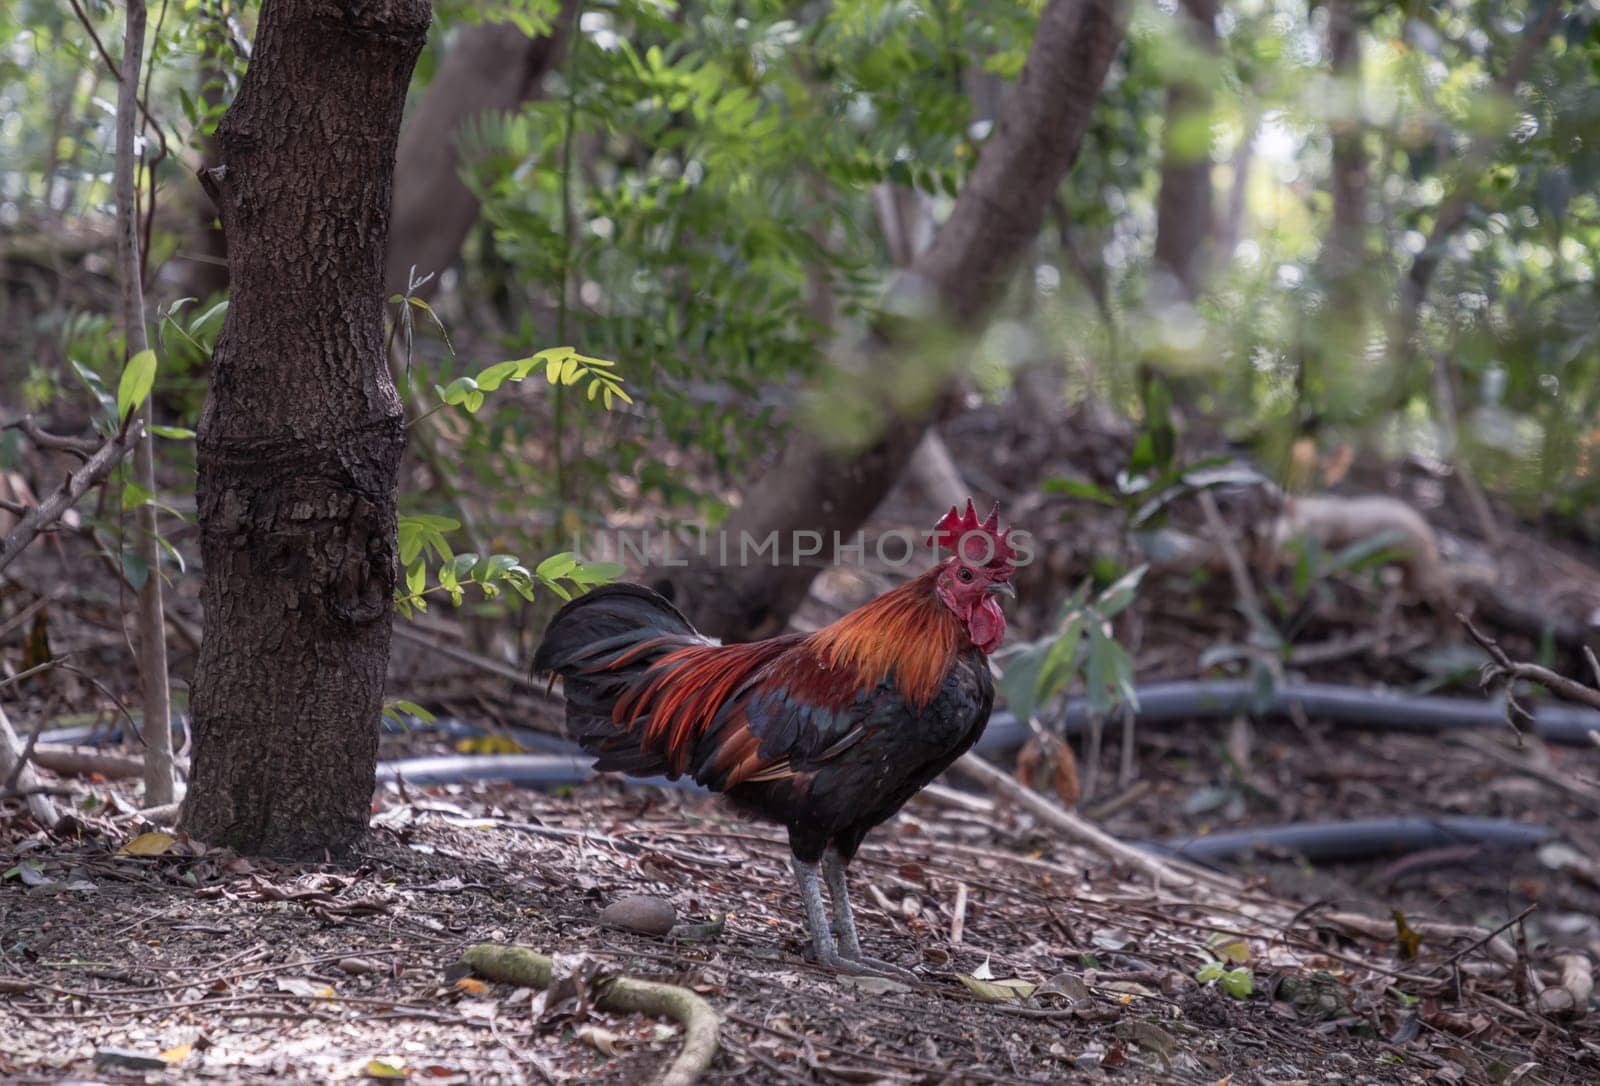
<box><xmin>395</xmin><ymin>511</ymin><xmax>624</xmax><ymax>618</ymax></box>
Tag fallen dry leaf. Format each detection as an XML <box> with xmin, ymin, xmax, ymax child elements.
<box><xmin>118</xmin><ymin>832</ymin><xmax>176</xmax><ymax>857</ymax></box>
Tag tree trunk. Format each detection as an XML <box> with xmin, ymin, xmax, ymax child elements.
<box><xmin>664</xmin><ymin>0</ymin><xmax>1130</xmax><ymax>641</ymax></box>
<box><xmin>1296</xmin><ymin>0</ymin><xmax>1368</xmax><ymax>424</ymax></box>
<box><xmin>1152</xmin><ymin>0</ymin><xmax>1218</xmax><ymax>301</ymax></box>
<box><xmin>1322</xmin><ymin>0</ymin><xmax>1366</xmax><ymax>324</ymax></box>
<box><xmin>179</xmin><ymin>0</ymin><xmax>430</xmax><ymax>858</ymax></box>
<box><xmin>385</xmin><ymin>10</ymin><xmax>573</xmax><ymax>298</ymax></box>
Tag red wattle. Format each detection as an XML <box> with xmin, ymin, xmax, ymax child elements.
<box><xmin>968</xmin><ymin>597</ymin><xmax>1006</xmax><ymax>654</ymax></box>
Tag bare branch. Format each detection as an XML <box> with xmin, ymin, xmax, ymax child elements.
<box><xmin>0</xmin><ymin>704</ymin><xmax>59</xmax><ymax>827</ymax></box>
<box><xmin>1459</xmin><ymin>615</ymin><xmax>1600</xmax><ymax>739</ymax></box>
<box><xmin>5</xmin><ymin>416</ymin><xmax>103</xmax><ymax>460</ymax></box>
<box><xmin>0</xmin><ymin>425</ymin><xmax>140</xmax><ymax>576</ymax></box>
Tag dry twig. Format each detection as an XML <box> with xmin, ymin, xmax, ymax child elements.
<box><xmin>0</xmin><ymin>704</ymin><xmax>59</xmax><ymax>827</ymax></box>
<box><xmin>0</xmin><ymin>424</ymin><xmax>142</xmax><ymax>576</ymax></box>
<box><xmin>953</xmin><ymin>751</ymin><xmax>1242</xmax><ymax>896</ymax></box>
<box><xmin>1459</xmin><ymin>614</ymin><xmax>1600</xmax><ymax>737</ymax></box>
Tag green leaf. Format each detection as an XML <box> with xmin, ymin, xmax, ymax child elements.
<box><xmin>568</xmin><ymin>560</ymin><xmax>624</xmax><ymax>584</ymax></box>
<box><xmin>474</xmin><ymin>360</ymin><xmax>522</xmax><ymax>392</ymax></box>
<box><xmin>996</xmin><ymin>640</ymin><xmax>1051</xmax><ymax>721</ymax></box>
<box><xmin>1094</xmin><ymin>564</ymin><xmax>1147</xmax><ymax>620</ymax></box>
<box><xmin>148</xmin><ymin>425</ymin><xmax>196</xmax><ymax>440</ymax></box>
<box><xmin>1195</xmin><ymin>961</ymin><xmax>1224</xmax><ymax>984</ymax></box>
<box><xmin>388</xmin><ymin>699</ymin><xmax>437</xmax><ymax>725</ymax></box>
<box><xmin>474</xmin><ymin>554</ymin><xmax>521</xmax><ymax>582</ymax></box>
<box><xmin>398</xmin><ymin>522</ymin><xmax>423</xmax><ymax>565</ymax></box>
<box><xmin>121</xmin><ymin>482</ymin><xmax>154</xmax><ymax>510</ymax></box>
<box><xmin>404</xmin><ymin>514</ymin><xmax>461</xmax><ymax>532</ymax></box>
<box><xmin>439</xmin><ymin>377</ymin><xmax>479</xmax><ymax>406</ymax></box>
<box><xmin>535</xmin><ymin>552</ymin><xmax>580</xmax><ymax>581</ymax></box>
<box><xmin>449</xmin><ymin>553</ymin><xmax>480</xmax><ymax>582</ymax></box>
<box><xmin>153</xmin><ymin>533</ymin><xmax>187</xmax><ymax>575</ymax></box>
<box><xmin>70</xmin><ymin>358</ymin><xmax>116</xmax><ymax>419</ymax></box>
<box><xmin>121</xmin><ymin>548</ymin><xmax>150</xmax><ymax>592</ymax></box>
<box><xmin>188</xmin><ymin>299</ymin><xmax>229</xmax><ymax>336</ymax></box>
<box><xmin>1037</xmin><ymin>611</ymin><xmax>1086</xmax><ymax>703</ymax></box>
<box><xmin>1220</xmin><ymin>968</ymin><xmax>1253</xmax><ymax>999</ymax></box>
<box><xmin>117</xmin><ymin>348</ymin><xmax>158</xmax><ymax>423</ymax></box>
<box><xmin>1043</xmin><ymin>477</ymin><xmax>1117</xmax><ymax>505</ymax></box>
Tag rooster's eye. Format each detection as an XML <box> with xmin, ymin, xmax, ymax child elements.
<box><xmin>957</xmin><ymin>567</ymin><xmax>973</xmax><ymax>583</ymax></box>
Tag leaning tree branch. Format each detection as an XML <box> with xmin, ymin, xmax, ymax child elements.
<box><xmin>671</xmin><ymin>0</ymin><xmax>1131</xmax><ymax>640</ymax></box>
<box><xmin>0</xmin><ymin>422</ymin><xmax>141</xmax><ymax>576</ymax></box>
<box><xmin>458</xmin><ymin>944</ymin><xmax>719</xmax><ymax>1086</ymax></box>
<box><xmin>385</xmin><ymin>4</ymin><xmax>575</xmax><ymax>297</ymax></box>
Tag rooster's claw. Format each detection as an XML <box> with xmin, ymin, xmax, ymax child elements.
<box><xmin>814</xmin><ymin>946</ymin><xmax>919</xmax><ymax>984</ymax></box>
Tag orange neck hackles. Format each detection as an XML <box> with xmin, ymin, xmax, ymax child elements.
<box><xmin>806</xmin><ymin>567</ymin><xmax>962</xmax><ymax>708</ymax></box>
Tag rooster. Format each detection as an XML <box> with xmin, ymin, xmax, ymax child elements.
<box><xmin>532</xmin><ymin>500</ymin><xmax>1015</xmax><ymax>980</ymax></box>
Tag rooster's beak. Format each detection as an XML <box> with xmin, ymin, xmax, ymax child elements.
<box><xmin>986</xmin><ymin>581</ymin><xmax>1016</xmax><ymax>599</ymax></box>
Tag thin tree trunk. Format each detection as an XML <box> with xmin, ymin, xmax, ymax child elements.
<box><xmin>666</xmin><ymin>0</ymin><xmax>1130</xmax><ymax>641</ymax></box>
<box><xmin>1323</xmin><ymin>0</ymin><xmax>1366</xmax><ymax>322</ymax></box>
<box><xmin>115</xmin><ymin>0</ymin><xmax>175</xmax><ymax>807</ymax></box>
<box><xmin>385</xmin><ymin>9</ymin><xmax>573</xmax><ymax>298</ymax></box>
<box><xmin>179</xmin><ymin>0</ymin><xmax>431</xmax><ymax>857</ymax></box>
<box><xmin>1152</xmin><ymin>0</ymin><xmax>1218</xmax><ymax>301</ymax></box>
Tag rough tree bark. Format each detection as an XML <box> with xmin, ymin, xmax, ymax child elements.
<box><xmin>384</xmin><ymin>9</ymin><xmax>573</xmax><ymax>298</ymax></box>
<box><xmin>178</xmin><ymin>0</ymin><xmax>431</xmax><ymax>857</ymax></box>
<box><xmin>1152</xmin><ymin>0</ymin><xmax>1218</xmax><ymax>301</ymax></box>
<box><xmin>666</xmin><ymin>0</ymin><xmax>1130</xmax><ymax>641</ymax></box>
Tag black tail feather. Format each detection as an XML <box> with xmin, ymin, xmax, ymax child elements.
<box><xmin>532</xmin><ymin>583</ymin><xmax>706</xmax><ymax>777</ymax></box>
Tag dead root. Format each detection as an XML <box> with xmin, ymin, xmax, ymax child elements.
<box><xmin>1537</xmin><ymin>955</ymin><xmax>1594</xmax><ymax>1018</ymax></box>
<box><xmin>458</xmin><ymin>943</ymin><xmax>720</xmax><ymax>1086</ymax></box>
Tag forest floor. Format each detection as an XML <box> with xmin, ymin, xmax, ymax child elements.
<box><xmin>6</xmin><ymin>396</ymin><xmax>1600</xmax><ymax>1081</ymax></box>
<box><xmin>3</xmin><ymin>718</ymin><xmax>1600</xmax><ymax>1084</ymax></box>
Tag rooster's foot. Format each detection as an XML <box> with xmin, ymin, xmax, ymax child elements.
<box><xmin>814</xmin><ymin>945</ymin><xmax>919</xmax><ymax>984</ymax></box>
<box><xmin>839</xmin><ymin>953</ymin><xmax>919</xmax><ymax>985</ymax></box>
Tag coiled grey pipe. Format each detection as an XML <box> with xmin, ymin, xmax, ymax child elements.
<box><xmin>1156</xmin><ymin>816</ymin><xmax>1558</xmax><ymax>865</ymax></box>
<box><xmin>374</xmin><ymin>754</ymin><xmax>1561</xmax><ymax>869</ymax></box>
<box><xmin>41</xmin><ymin>681</ymin><xmax>1600</xmax><ymax>756</ymax></box>
<box><xmin>971</xmin><ymin>679</ymin><xmax>1600</xmax><ymax>756</ymax></box>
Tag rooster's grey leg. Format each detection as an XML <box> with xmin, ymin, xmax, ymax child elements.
<box><xmin>822</xmin><ymin>848</ymin><xmax>918</xmax><ymax>983</ymax></box>
<box><xmin>792</xmin><ymin>856</ymin><xmax>914</xmax><ymax>983</ymax></box>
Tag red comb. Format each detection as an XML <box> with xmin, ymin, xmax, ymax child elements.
<box><xmin>931</xmin><ymin>498</ymin><xmax>1016</xmax><ymax>571</ymax></box>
